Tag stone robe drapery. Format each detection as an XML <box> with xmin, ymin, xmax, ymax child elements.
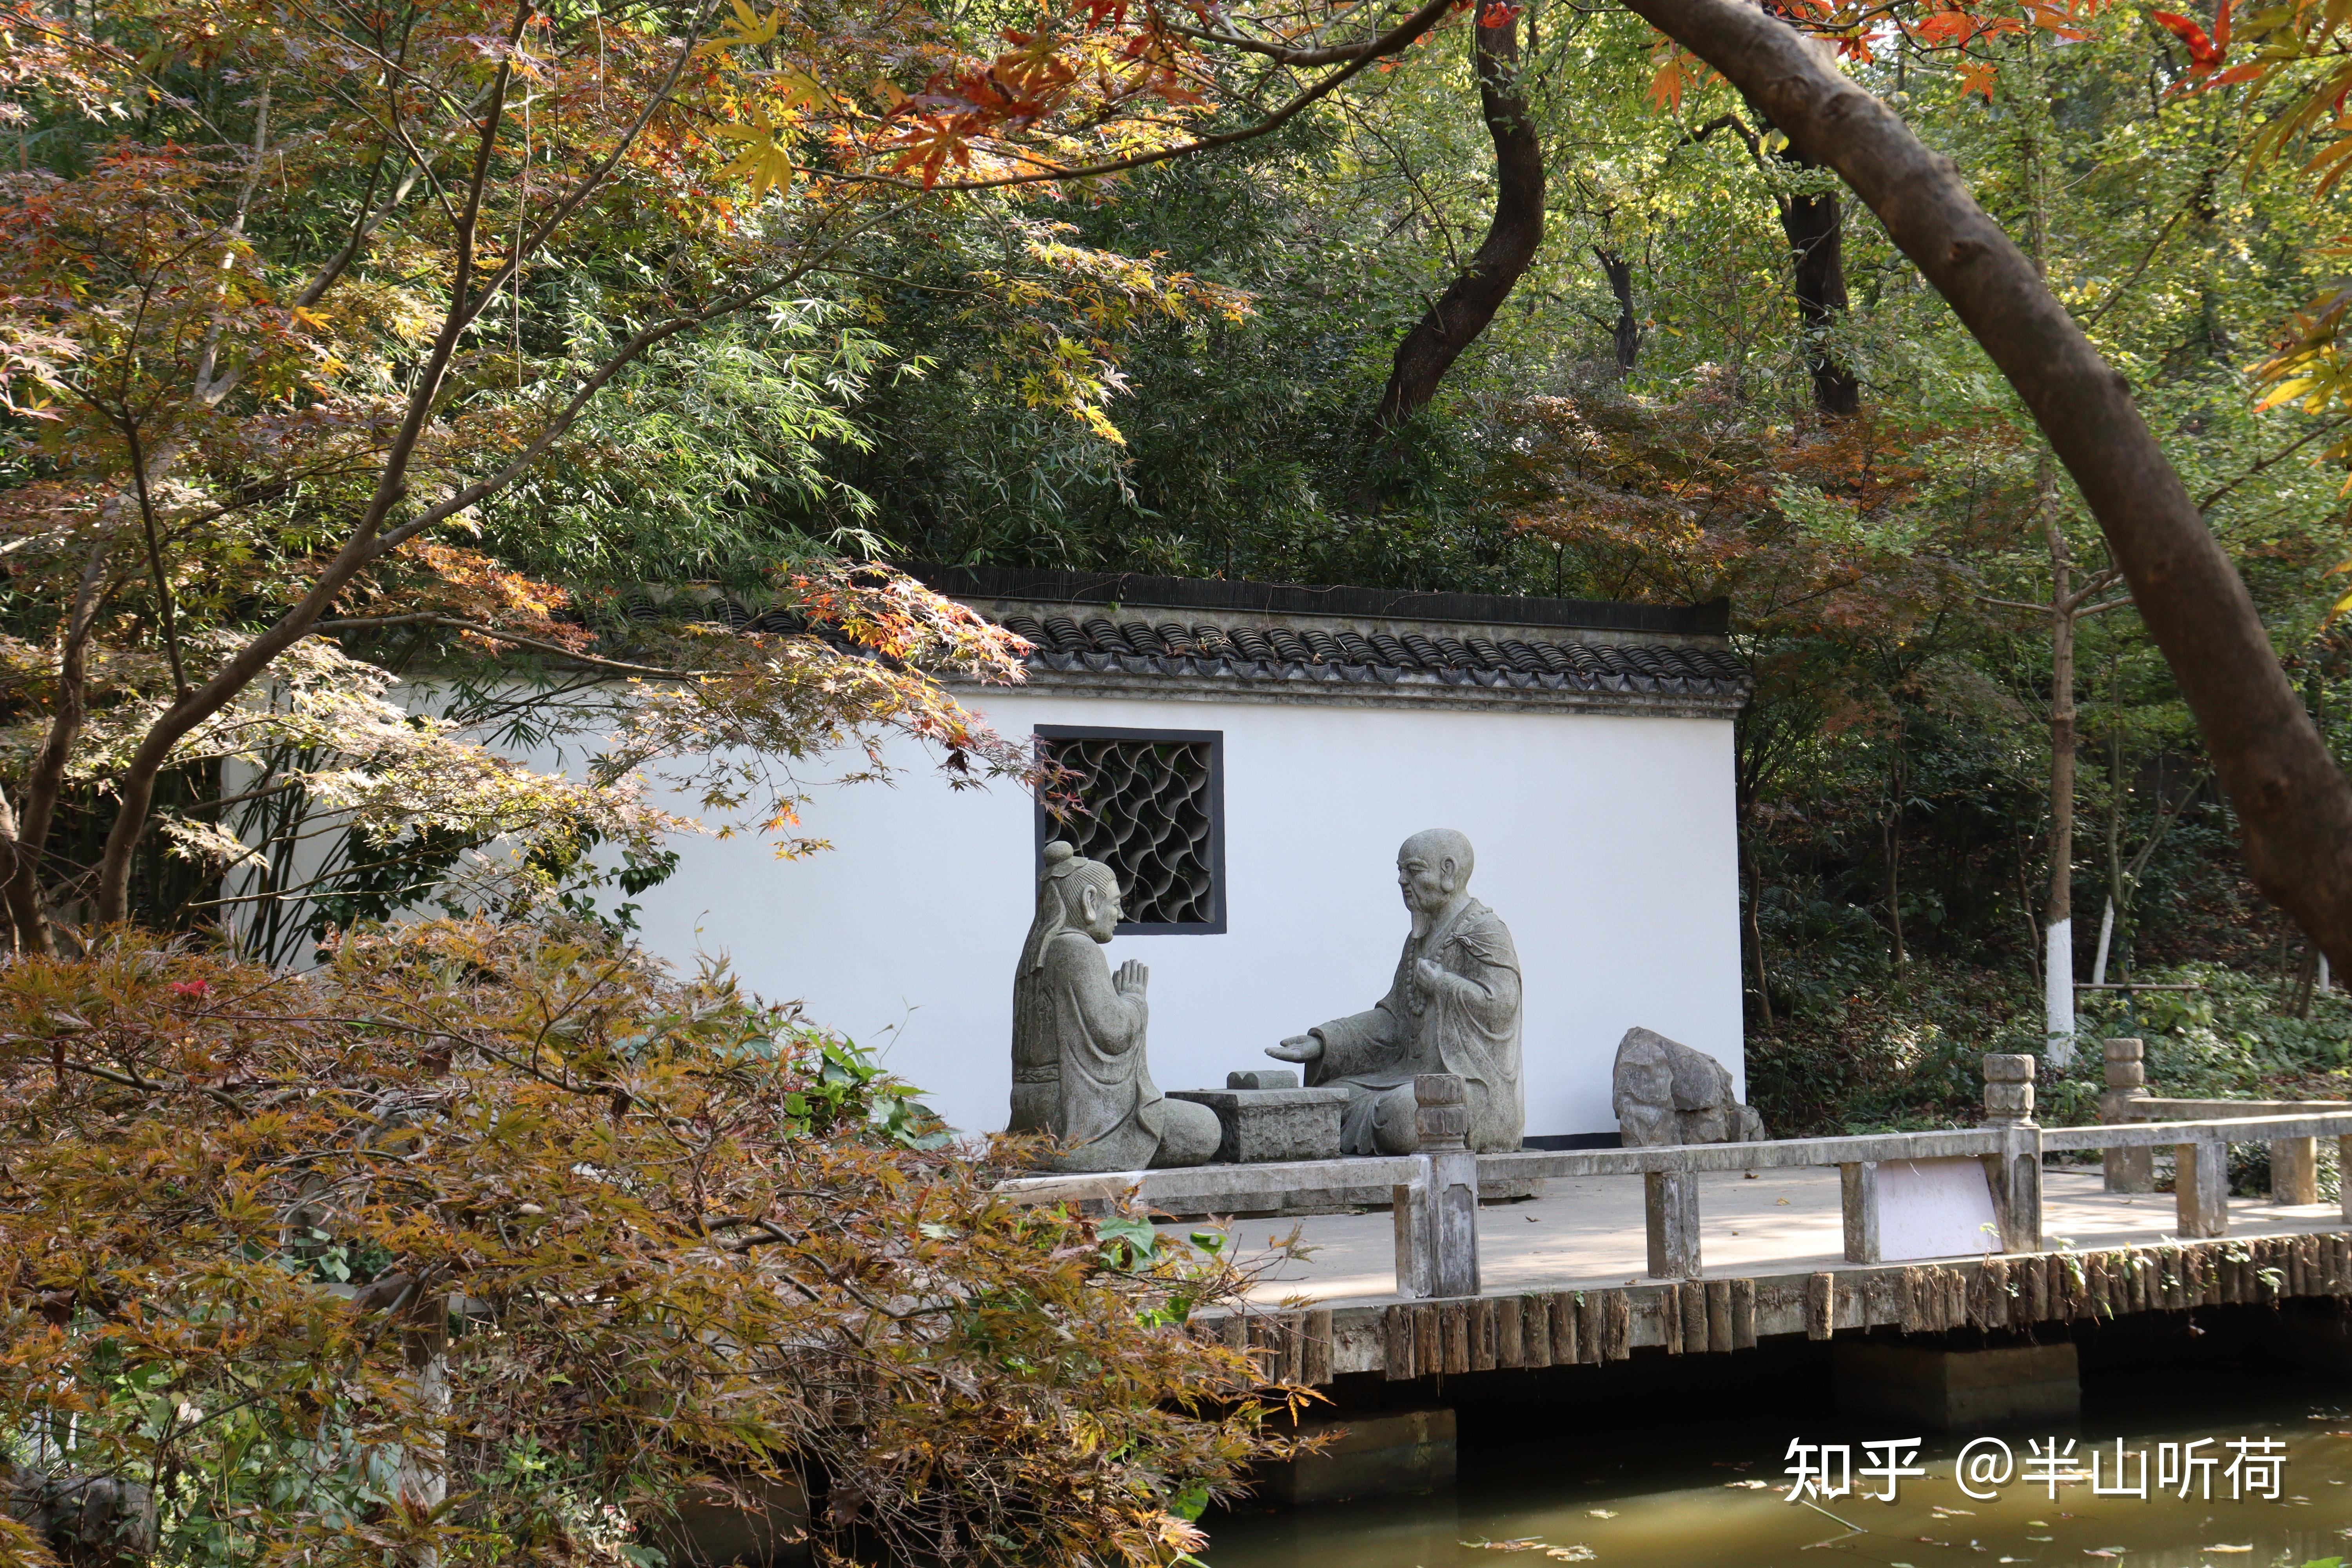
<box><xmin>1011</xmin><ymin>929</ymin><xmax>1172</xmax><ymax>1171</ymax></box>
<box><xmin>1306</xmin><ymin>897</ymin><xmax>1524</xmax><ymax>1154</ymax></box>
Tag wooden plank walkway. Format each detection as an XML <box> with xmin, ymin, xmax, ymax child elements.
<box><xmin>1171</xmin><ymin>1169</ymin><xmax>2352</xmax><ymax>1386</ymax></box>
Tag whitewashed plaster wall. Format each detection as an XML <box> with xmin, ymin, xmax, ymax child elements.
<box><xmin>606</xmin><ymin>687</ymin><xmax>1743</xmax><ymax>1143</ymax></box>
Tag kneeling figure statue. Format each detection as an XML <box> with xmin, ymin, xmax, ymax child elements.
<box><xmin>1268</xmin><ymin>829</ymin><xmax>1524</xmax><ymax>1154</ymax></box>
<box><xmin>1009</xmin><ymin>842</ymin><xmax>1220</xmax><ymax>1172</ymax></box>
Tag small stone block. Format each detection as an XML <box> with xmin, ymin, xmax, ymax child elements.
<box><xmin>1165</xmin><ymin>1086</ymin><xmax>1351</xmax><ymax>1164</ymax></box>
<box><xmin>1227</xmin><ymin>1069</ymin><xmax>1299</xmax><ymax>1090</ymax></box>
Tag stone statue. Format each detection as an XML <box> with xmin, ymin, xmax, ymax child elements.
<box><xmin>1009</xmin><ymin>841</ymin><xmax>1219</xmax><ymax>1172</ymax></box>
<box><xmin>1611</xmin><ymin>1027</ymin><xmax>1766</xmax><ymax>1147</ymax></box>
<box><xmin>1268</xmin><ymin>829</ymin><xmax>1524</xmax><ymax>1154</ymax></box>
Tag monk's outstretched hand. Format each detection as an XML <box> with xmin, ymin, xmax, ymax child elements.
<box><xmin>1267</xmin><ymin>1033</ymin><xmax>1323</xmax><ymax>1063</ymax></box>
<box><xmin>1114</xmin><ymin>958</ymin><xmax>1148</xmax><ymax>997</ymax></box>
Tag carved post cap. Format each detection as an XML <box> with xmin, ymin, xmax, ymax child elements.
<box><xmin>1983</xmin><ymin>1053</ymin><xmax>2036</xmax><ymax>1128</ymax></box>
<box><xmin>2102</xmin><ymin>1037</ymin><xmax>2147</xmax><ymax>1093</ymax></box>
<box><xmin>1414</xmin><ymin>1073</ymin><xmax>1469</xmax><ymax>1151</ymax></box>
<box><xmin>1413</xmin><ymin>1073</ymin><xmax>1466</xmax><ymax>1106</ymax></box>
<box><xmin>2102</xmin><ymin>1037</ymin><xmax>2144</xmax><ymax>1062</ymax></box>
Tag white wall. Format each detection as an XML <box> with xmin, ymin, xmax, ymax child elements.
<box><xmin>616</xmin><ymin>689</ymin><xmax>1743</xmax><ymax>1142</ymax></box>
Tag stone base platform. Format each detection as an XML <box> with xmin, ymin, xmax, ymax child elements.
<box><xmin>1254</xmin><ymin>1407</ymin><xmax>1457</xmax><ymax>1505</ymax></box>
<box><xmin>1833</xmin><ymin>1340</ymin><xmax>2080</xmax><ymax>1430</ymax></box>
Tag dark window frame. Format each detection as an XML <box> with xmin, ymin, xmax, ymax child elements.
<box><xmin>1033</xmin><ymin>724</ymin><xmax>1227</xmax><ymax>936</ymax></box>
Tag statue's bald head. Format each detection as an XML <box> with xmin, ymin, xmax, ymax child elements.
<box><xmin>1399</xmin><ymin>829</ymin><xmax>1474</xmax><ymax>884</ymax></box>
<box><xmin>1397</xmin><ymin>830</ymin><xmax>1474</xmax><ymax>928</ymax></box>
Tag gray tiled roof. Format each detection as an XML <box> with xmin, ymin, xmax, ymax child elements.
<box><xmin>997</xmin><ymin>613</ymin><xmax>1749</xmax><ymax>697</ymax></box>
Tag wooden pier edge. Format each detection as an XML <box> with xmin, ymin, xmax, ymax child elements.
<box><xmin>1197</xmin><ymin>1230</ymin><xmax>2352</xmax><ymax>1385</ymax></box>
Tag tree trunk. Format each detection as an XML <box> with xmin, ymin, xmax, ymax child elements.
<box><xmin>1741</xmin><ymin>806</ymin><xmax>1774</xmax><ymax>1029</ymax></box>
<box><xmin>2045</xmin><ymin>555</ymin><xmax>2077</xmax><ymax>1064</ymax></box>
<box><xmin>1774</xmin><ymin>159</ymin><xmax>1860</xmax><ymax>417</ymax></box>
<box><xmin>1882</xmin><ymin>806</ymin><xmax>1906</xmax><ymax>975</ymax></box>
<box><xmin>1368</xmin><ymin>9</ymin><xmax>1545</xmax><ymax>433</ymax></box>
<box><xmin>9</xmin><ymin>531</ymin><xmax>120</xmax><ymax>954</ymax></box>
<box><xmin>1622</xmin><ymin>0</ymin><xmax>2352</xmax><ymax>982</ymax></box>
<box><xmin>1594</xmin><ymin>246</ymin><xmax>1640</xmax><ymax>375</ymax></box>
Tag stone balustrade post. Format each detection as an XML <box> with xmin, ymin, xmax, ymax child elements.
<box><xmin>2100</xmin><ymin>1037</ymin><xmax>2155</xmax><ymax>1194</ymax></box>
<box><xmin>1392</xmin><ymin>1073</ymin><xmax>1479</xmax><ymax>1299</ymax></box>
<box><xmin>2270</xmin><ymin>1135</ymin><xmax>2320</xmax><ymax>1206</ymax></box>
<box><xmin>1840</xmin><ymin>1161</ymin><xmax>1882</xmax><ymax>1265</ymax></box>
<box><xmin>1981</xmin><ymin>1053</ymin><xmax>2043</xmax><ymax>1252</ymax></box>
<box><xmin>1646</xmin><ymin>1163</ymin><xmax>1702</xmax><ymax>1279</ymax></box>
<box><xmin>2176</xmin><ymin>1133</ymin><xmax>2229</xmax><ymax>1238</ymax></box>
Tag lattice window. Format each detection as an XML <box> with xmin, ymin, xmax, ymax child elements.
<box><xmin>1036</xmin><ymin>727</ymin><xmax>1224</xmax><ymax>933</ymax></box>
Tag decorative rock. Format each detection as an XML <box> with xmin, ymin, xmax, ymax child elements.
<box><xmin>1164</xmin><ymin>1086</ymin><xmax>1351</xmax><ymax>1163</ymax></box>
<box><xmin>1612</xmin><ymin>1027</ymin><xmax>1767</xmax><ymax>1147</ymax></box>
<box><xmin>1227</xmin><ymin>1069</ymin><xmax>1299</xmax><ymax>1090</ymax></box>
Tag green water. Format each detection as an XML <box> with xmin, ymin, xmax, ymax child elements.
<box><xmin>1203</xmin><ymin>1360</ymin><xmax>2352</xmax><ymax>1568</ymax></box>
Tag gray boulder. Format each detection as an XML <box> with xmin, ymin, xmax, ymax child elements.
<box><xmin>5</xmin><ymin>1463</ymin><xmax>156</xmax><ymax>1568</ymax></box>
<box><xmin>1611</xmin><ymin>1027</ymin><xmax>1767</xmax><ymax>1147</ymax></box>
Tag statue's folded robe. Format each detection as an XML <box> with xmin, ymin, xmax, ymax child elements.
<box><xmin>1306</xmin><ymin>897</ymin><xmax>1525</xmax><ymax>1154</ymax></box>
<box><xmin>1018</xmin><ymin>929</ymin><xmax>1171</xmax><ymax>1172</ymax></box>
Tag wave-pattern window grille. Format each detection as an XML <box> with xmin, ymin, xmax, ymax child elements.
<box><xmin>1038</xmin><ymin>729</ymin><xmax>1223</xmax><ymax>933</ymax></box>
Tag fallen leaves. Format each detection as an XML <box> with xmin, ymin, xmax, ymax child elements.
<box><xmin>1460</xmin><ymin>1541</ymin><xmax>1596</xmax><ymax>1561</ymax></box>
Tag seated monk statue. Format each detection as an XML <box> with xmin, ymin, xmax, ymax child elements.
<box><xmin>1268</xmin><ymin>829</ymin><xmax>1524</xmax><ymax>1155</ymax></box>
<box><xmin>1009</xmin><ymin>841</ymin><xmax>1220</xmax><ymax>1172</ymax></box>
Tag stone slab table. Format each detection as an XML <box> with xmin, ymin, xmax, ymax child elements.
<box><xmin>1165</xmin><ymin>1085</ymin><xmax>1352</xmax><ymax>1164</ymax></box>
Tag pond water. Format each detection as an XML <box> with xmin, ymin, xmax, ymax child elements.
<box><xmin>1203</xmin><ymin>1350</ymin><xmax>2352</xmax><ymax>1568</ymax></box>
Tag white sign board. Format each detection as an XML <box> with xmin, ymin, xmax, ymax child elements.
<box><xmin>1876</xmin><ymin>1156</ymin><xmax>2002</xmax><ymax>1261</ymax></box>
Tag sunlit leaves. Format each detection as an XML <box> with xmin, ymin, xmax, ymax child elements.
<box><xmin>711</xmin><ymin>109</ymin><xmax>800</xmax><ymax>195</ymax></box>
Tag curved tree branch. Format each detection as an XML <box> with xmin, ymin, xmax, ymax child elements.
<box><xmin>1623</xmin><ymin>0</ymin><xmax>2352</xmax><ymax>971</ymax></box>
<box><xmin>1368</xmin><ymin>9</ymin><xmax>1546</xmax><ymax>439</ymax></box>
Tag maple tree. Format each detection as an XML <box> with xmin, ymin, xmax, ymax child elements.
<box><xmin>0</xmin><ymin>920</ymin><xmax>1303</xmax><ymax>1565</ymax></box>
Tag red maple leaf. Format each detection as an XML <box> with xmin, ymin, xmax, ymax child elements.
<box><xmin>2150</xmin><ymin>7</ymin><xmax>2228</xmax><ymax>71</ymax></box>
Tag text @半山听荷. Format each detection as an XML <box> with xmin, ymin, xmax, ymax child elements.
<box><xmin>1781</xmin><ymin>1436</ymin><xmax>2290</xmax><ymax>1504</ymax></box>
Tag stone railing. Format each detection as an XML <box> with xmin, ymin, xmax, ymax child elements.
<box><xmin>2100</xmin><ymin>1033</ymin><xmax>2351</xmax><ymax>1205</ymax></box>
<box><xmin>997</xmin><ymin>1055</ymin><xmax>2352</xmax><ymax>1301</ymax></box>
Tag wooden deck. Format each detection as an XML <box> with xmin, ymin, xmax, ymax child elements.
<box><xmin>1158</xmin><ymin>1165</ymin><xmax>2352</xmax><ymax>1387</ymax></box>
<box><xmin>1182</xmin><ymin>1165</ymin><xmax>2352</xmax><ymax>1309</ymax></box>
